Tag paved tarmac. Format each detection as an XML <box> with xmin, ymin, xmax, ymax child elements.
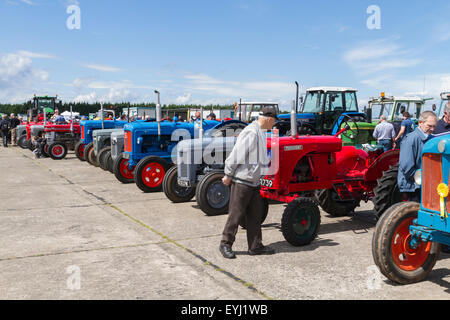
<box><xmin>1</xmin><ymin>146</ymin><xmax>450</xmax><ymax>300</ymax></box>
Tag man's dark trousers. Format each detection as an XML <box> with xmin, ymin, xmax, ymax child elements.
<box><xmin>1</xmin><ymin>130</ymin><xmax>8</xmax><ymax>147</ymax></box>
<box><xmin>221</xmin><ymin>182</ymin><xmax>264</xmax><ymax>251</ymax></box>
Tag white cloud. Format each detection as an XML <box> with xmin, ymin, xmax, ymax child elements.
<box><xmin>17</xmin><ymin>50</ymin><xmax>57</xmax><ymax>59</ymax></box>
<box><xmin>82</xmin><ymin>64</ymin><xmax>123</xmax><ymax>73</ymax></box>
<box><xmin>175</xmin><ymin>93</ymin><xmax>191</xmax><ymax>104</ymax></box>
<box><xmin>343</xmin><ymin>39</ymin><xmax>422</xmax><ymax>75</ymax></box>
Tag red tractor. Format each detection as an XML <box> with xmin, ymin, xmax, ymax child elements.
<box><xmin>259</xmin><ymin>110</ymin><xmax>399</xmax><ymax>247</ymax></box>
<box><xmin>43</xmin><ymin>122</ymin><xmax>81</xmax><ymax>160</ymax></box>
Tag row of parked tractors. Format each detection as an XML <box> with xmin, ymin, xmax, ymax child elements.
<box><xmin>16</xmin><ymin>88</ymin><xmax>450</xmax><ymax>285</ymax></box>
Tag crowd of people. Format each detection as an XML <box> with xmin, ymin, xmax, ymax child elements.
<box><xmin>0</xmin><ymin>113</ymin><xmax>23</xmax><ymax>147</ymax></box>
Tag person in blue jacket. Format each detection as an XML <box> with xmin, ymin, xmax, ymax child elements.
<box><xmin>393</xmin><ymin>111</ymin><xmax>415</xmax><ymax>148</ymax></box>
<box><xmin>398</xmin><ymin>111</ymin><xmax>437</xmax><ymax>202</ymax></box>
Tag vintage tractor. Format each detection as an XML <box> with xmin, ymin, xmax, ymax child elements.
<box><xmin>371</xmin><ymin>93</ymin><xmax>442</xmax><ymax>219</ymax></box>
<box><xmin>74</xmin><ymin>117</ymin><xmax>128</xmax><ymax>163</ymax></box>
<box><xmin>372</xmin><ymin>134</ymin><xmax>450</xmax><ymax>284</ymax></box>
<box><xmin>163</xmin><ymin>124</ymin><xmax>246</xmax><ymax>215</ymax></box>
<box><xmin>254</xmin><ymin>102</ymin><xmax>400</xmax><ymax>246</ymax></box>
<box><xmin>103</xmin><ymin>129</ymin><xmax>125</xmax><ymax>172</ymax></box>
<box><xmin>17</xmin><ymin>95</ymin><xmax>58</xmax><ymax>149</ymax></box>
<box><xmin>276</xmin><ymin>85</ymin><xmax>367</xmax><ymax>140</ymax></box>
<box><xmin>91</xmin><ymin>128</ymin><xmax>124</xmax><ymax>168</ymax></box>
<box><xmin>44</xmin><ymin>121</ymin><xmax>81</xmax><ymax>160</ymax></box>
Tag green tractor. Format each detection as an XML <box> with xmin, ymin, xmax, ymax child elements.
<box><xmin>338</xmin><ymin>93</ymin><xmax>429</xmax><ymax>147</ymax></box>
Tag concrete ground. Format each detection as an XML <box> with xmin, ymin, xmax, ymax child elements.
<box><xmin>1</xmin><ymin>146</ymin><xmax>450</xmax><ymax>300</ymax></box>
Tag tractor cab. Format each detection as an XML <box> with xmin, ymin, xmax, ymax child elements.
<box><xmin>367</xmin><ymin>93</ymin><xmax>426</xmax><ymax>126</ymax></box>
<box><xmin>234</xmin><ymin>102</ymin><xmax>279</xmax><ymax>123</ymax></box>
<box><xmin>436</xmin><ymin>92</ymin><xmax>450</xmax><ymax>119</ymax></box>
<box><xmin>26</xmin><ymin>95</ymin><xmax>59</xmax><ymax>123</ymax></box>
<box><xmin>277</xmin><ymin>87</ymin><xmax>365</xmax><ymax>138</ymax></box>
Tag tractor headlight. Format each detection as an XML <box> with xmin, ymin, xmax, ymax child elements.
<box><xmin>414</xmin><ymin>170</ymin><xmax>422</xmax><ymax>186</ymax></box>
<box><xmin>438</xmin><ymin>140</ymin><xmax>447</xmax><ymax>153</ymax></box>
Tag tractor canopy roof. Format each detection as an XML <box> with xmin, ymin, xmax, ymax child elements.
<box><xmin>307</xmin><ymin>87</ymin><xmax>358</xmax><ymax>93</ymax></box>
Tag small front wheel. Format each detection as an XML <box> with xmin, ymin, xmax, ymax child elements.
<box><xmin>48</xmin><ymin>142</ymin><xmax>68</xmax><ymax>160</ymax></box>
<box><xmin>372</xmin><ymin>202</ymin><xmax>440</xmax><ymax>284</ymax></box>
<box><xmin>196</xmin><ymin>172</ymin><xmax>230</xmax><ymax>216</ymax></box>
<box><xmin>134</xmin><ymin>156</ymin><xmax>171</xmax><ymax>192</ymax></box>
<box><xmin>163</xmin><ymin>166</ymin><xmax>196</xmax><ymax>203</ymax></box>
<box><xmin>281</xmin><ymin>197</ymin><xmax>321</xmax><ymax>246</ymax></box>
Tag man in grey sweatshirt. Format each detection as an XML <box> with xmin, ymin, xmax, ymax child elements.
<box><xmin>219</xmin><ymin>107</ymin><xmax>278</xmax><ymax>259</ymax></box>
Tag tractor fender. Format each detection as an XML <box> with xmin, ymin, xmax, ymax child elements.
<box><xmin>364</xmin><ymin>149</ymin><xmax>400</xmax><ymax>182</ymax></box>
<box><xmin>335</xmin><ymin>146</ymin><xmax>368</xmax><ymax>177</ymax></box>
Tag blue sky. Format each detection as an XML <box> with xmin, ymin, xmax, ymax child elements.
<box><xmin>1</xmin><ymin>0</ymin><xmax>450</xmax><ymax>110</ymax></box>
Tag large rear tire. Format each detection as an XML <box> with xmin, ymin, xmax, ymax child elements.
<box><xmin>372</xmin><ymin>202</ymin><xmax>440</xmax><ymax>284</ymax></box>
<box><xmin>17</xmin><ymin>135</ymin><xmax>28</xmax><ymax>149</ymax></box>
<box><xmin>87</xmin><ymin>146</ymin><xmax>100</xmax><ymax>167</ymax></box>
<box><xmin>195</xmin><ymin>171</ymin><xmax>230</xmax><ymax>216</ymax></box>
<box><xmin>281</xmin><ymin>197</ymin><xmax>321</xmax><ymax>247</ymax></box>
<box><xmin>82</xmin><ymin>142</ymin><xmax>94</xmax><ymax>165</ymax></box>
<box><xmin>134</xmin><ymin>156</ymin><xmax>171</xmax><ymax>193</ymax></box>
<box><xmin>163</xmin><ymin>166</ymin><xmax>196</xmax><ymax>203</ymax></box>
<box><xmin>315</xmin><ymin>189</ymin><xmax>360</xmax><ymax>217</ymax></box>
<box><xmin>74</xmin><ymin>141</ymin><xmax>86</xmax><ymax>161</ymax></box>
<box><xmin>98</xmin><ymin>147</ymin><xmax>112</xmax><ymax>171</ymax></box>
<box><xmin>372</xmin><ymin>164</ymin><xmax>404</xmax><ymax>220</ymax></box>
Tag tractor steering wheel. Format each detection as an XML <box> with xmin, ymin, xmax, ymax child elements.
<box><xmin>340</xmin><ymin>115</ymin><xmax>360</xmax><ymax>140</ymax></box>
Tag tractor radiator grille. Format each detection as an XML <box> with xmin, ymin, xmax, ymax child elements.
<box><xmin>125</xmin><ymin>131</ymin><xmax>132</xmax><ymax>152</ymax></box>
<box><xmin>422</xmin><ymin>153</ymin><xmax>442</xmax><ymax>213</ymax></box>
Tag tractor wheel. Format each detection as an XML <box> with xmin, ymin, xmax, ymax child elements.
<box><xmin>239</xmin><ymin>197</ymin><xmax>269</xmax><ymax>229</ymax></box>
<box><xmin>17</xmin><ymin>135</ymin><xmax>28</xmax><ymax>149</ymax></box>
<box><xmin>163</xmin><ymin>166</ymin><xmax>196</xmax><ymax>203</ymax></box>
<box><xmin>134</xmin><ymin>156</ymin><xmax>171</xmax><ymax>193</ymax></box>
<box><xmin>27</xmin><ymin>139</ymin><xmax>34</xmax><ymax>151</ymax></box>
<box><xmin>42</xmin><ymin>143</ymin><xmax>50</xmax><ymax>158</ymax></box>
<box><xmin>82</xmin><ymin>142</ymin><xmax>94</xmax><ymax>165</ymax></box>
<box><xmin>315</xmin><ymin>189</ymin><xmax>360</xmax><ymax>217</ymax></box>
<box><xmin>195</xmin><ymin>172</ymin><xmax>230</xmax><ymax>216</ymax></box>
<box><xmin>107</xmin><ymin>152</ymin><xmax>114</xmax><ymax>173</ymax></box>
<box><xmin>98</xmin><ymin>147</ymin><xmax>112</xmax><ymax>171</ymax></box>
<box><xmin>87</xmin><ymin>146</ymin><xmax>100</xmax><ymax>167</ymax></box>
<box><xmin>372</xmin><ymin>202</ymin><xmax>440</xmax><ymax>284</ymax></box>
<box><xmin>281</xmin><ymin>197</ymin><xmax>321</xmax><ymax>247</ymax></box>
<box><xmin>113</xmin><ymin>154</ymin><xmax>135</xmax><ymax>183</ymax></box>
<box><xmin>373</xmin><ymin>164</ymin><xmax>404</xmax><ymax>220</ymax></box>
<box><xmin>74</xmin><ymin>141</ymin><xmax>86</xmax><ymax>161</ymax></box>
<box><xmin>48</xmin><ymin>142</ymin><xmax>68</xmax><ymax>160</ymax></box>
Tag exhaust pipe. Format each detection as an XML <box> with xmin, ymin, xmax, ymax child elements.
<box><xmin>155</xmin><ymin>90</ymin><xmax>161</xmax><ymax>138</ymax></box>
<box><xmin>291</xmin><ymin>100</ymin><xmax>297</xmax><ymax>139</ymax></box>
<box><xmin>70</xmin><ymin>105</ymin><xmax>73</xmax><ymax>134</ymax></box>
<box><xmin>101</xmin><ymin>103</ymin><xmax>104</xmax><ymax>129</ymax></box>
<box><xmin>200</xmin><ymin>106</ymin><xmax>204</xmax><ymax>139</ymax></box>
<box><xmin>295</xmin><ymin>81</ymin><xmax>299</xmax><ymax>114</ymax></box>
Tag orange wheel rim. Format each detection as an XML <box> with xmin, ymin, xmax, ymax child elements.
<box><xmin>391</xmin><ymin>217</ymin><xmax>431</xmax><ymax>271</ymax></box>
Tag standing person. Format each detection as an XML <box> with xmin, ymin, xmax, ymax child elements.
<box><xmin>434</xmin><ymin>102</ymin><xmax>450</xmax><ymax>135</ymax></box>
<box><xmin>398</xmin><ymin>111</ymin><xmax>437</xmax><ymax>202</ymax></box>
<box><xmin>0</xmin><ymin>114</ymin><xmax>11</xmax><ymax>147</ymax></box>
<box><xmin>373</xmin><ymin>115</ymin><xmax>396</xmax><ymax>152</ymax></box>
<box><xmin>219</xmin><ymin>107</ymin><xmax>278</xmax><ymax>259</ymax></box>
<box><xmin>9</xmin><ymin>114</ymin><xmax>21</xmax><ymax>146</ymax></box>
<box><xmin>393</xmin><ymin>112</ymin><xmax>415</xmax><ymax>148</ymax></box>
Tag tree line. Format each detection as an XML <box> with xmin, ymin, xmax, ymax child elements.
<box><xmin>0</xmin><ymin>102</ymin><xmax>236</xmax><ymax>116</ymax></box>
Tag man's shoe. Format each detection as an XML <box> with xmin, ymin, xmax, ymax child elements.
<box><xmin>248</xmin><ymin>245</ymin><xmax>275</xmax><ymax>256</ymax></box>
<box><xmin>219</xmin><ymin>245</ymin><xmax>236</xmax><ymax>259</ymax></box>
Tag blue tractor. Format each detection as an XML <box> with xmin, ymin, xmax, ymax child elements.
<box><xmin>372</xmin><ymin>134</ymin><xmax>450</xmax><ymax>284</ymax></box>
<box><xmin>275</xmin><ymin>85</ymin><xmax>366</xmax><ymax>137</ymax></box>
<box><xmin>74</xmin><ymin>115</ymin><xmax>128</xmax><ymax>164</ymax></box>
<box><xmin>112</xmin><ymin>90</ymin><xmax>247</xmax><ymax>192</ymax></box>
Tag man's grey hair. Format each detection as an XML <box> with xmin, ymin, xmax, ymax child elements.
<box><xmin>445</xmin><ymin>102</ymin><xmax>450</xmax><ymax>114</ymax></box>
<box><xmin>419</xmin><ymin>111</ymin><xmax>438</xmax><ymax>122</ymax></box>
<box><xmin>380</xmin><ymin>115</ymin><xmax>387</xmax><ymax>121</ymax></box>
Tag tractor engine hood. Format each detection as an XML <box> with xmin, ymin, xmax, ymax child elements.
<box><xmin>277</xmin><ymin>113</ymin><xmax>315</xmax><ymax>121</ymax></box>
